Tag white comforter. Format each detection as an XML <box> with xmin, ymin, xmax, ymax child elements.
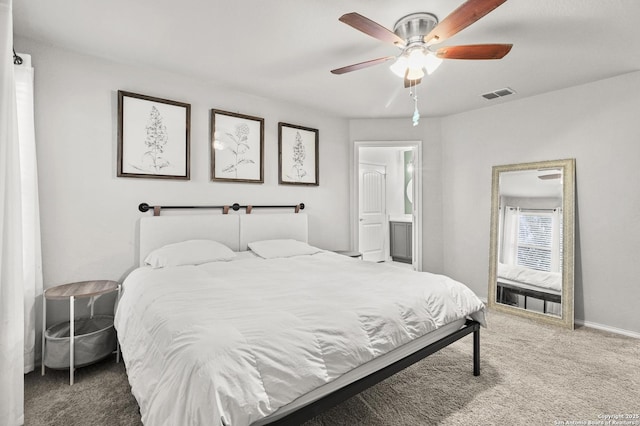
<box><xmin>115</xmin><ymin>252</ymin><xmax>485</xmax><ymax>426</ymax></box>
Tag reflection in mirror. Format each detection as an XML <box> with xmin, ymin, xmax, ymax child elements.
<box><xmin>489</xmin><ymin>159</ymin><xmax>575</xmax><ymax>329</ymax></box>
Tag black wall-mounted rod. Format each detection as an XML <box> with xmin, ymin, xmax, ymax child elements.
<box><xmin>138</xmin><ymin>202</ymin><xmax>304</xmax><ymax>214</ymax></box>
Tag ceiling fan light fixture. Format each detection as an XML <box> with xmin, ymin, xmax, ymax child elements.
<box><xmin>389</xmin><ymin>55</ymin><xmax>409</xmax><ymax>77</ymax></box>
<box><xmin>407</xmin><ymin>47</ymin><xmax>427</xmax><ymax>68</ymax></box>
<box><xmin>406</xmin><ymin>66</ymin><xmax>425</xmax><ymax>80</ymax></box>
<box><xmin>391</xmin><ymin>46</ymin><xmax>441</xmax><ymax>80</ymax></box>
<box><xmin>424</xmin><ymin>52</ymin><xmax>443</xmax><ymax>75</ymax></box>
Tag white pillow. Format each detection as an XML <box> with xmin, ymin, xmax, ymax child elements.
<box><xmin>248</xmin><ymin>239</ymin><xmax>322</xmax><ymax>259</ymax></box>
<box><xmin>144</xmin><ymin>239</ymin><xmax>236</xmax><ymax>268</ymax></box>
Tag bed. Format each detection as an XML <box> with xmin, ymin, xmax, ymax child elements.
<box><xmin>496</xmin><ymin>262</ymin><xmax>561</xmax><ymax>313</ymax></box>
<box><xmin>114</xmin><ymin>212</ymin><xmax>485</xmax><ymax>425</ymax></box>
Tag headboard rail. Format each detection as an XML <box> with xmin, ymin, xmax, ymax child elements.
<box><xmin>139</xmin><ymin>202</ymin><xmax>304</xmax><ymax>216</ymax></box>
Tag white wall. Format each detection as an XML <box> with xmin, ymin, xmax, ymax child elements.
<box><xmin>17</xmin><ymin>38</ymin><xmax>350</xmax><ymax>327</ymax></box>
<box><xmin>349</xmin><ymin>118</ymin><xmax>444</xmax><ymax>273</ymax></box>
<box><xmin>441</xmin><ymin>71</ymin><xmax>640</xmax><ymax>334</ymax></box>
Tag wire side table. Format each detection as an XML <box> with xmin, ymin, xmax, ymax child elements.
<box><xmin>42</xmin><ymin>280</ymin><xmax>120</xmax><ymax>385</ymax></box>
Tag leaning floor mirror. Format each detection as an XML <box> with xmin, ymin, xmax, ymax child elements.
<box><xmin>488</xmin><ymin>159</ymin><xmax>576</xmax><ymax>329</ymax></box>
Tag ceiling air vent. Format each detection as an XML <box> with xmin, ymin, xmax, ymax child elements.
<box><xmin>481</xmin><ymin>87</ymin><xmax>515</xmax><ymax>100</ymax></box>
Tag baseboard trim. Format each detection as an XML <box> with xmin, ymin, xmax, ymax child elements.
<box><xmin>482</xmin><ymin>297</ymin><xmax>639</xmax><ymax>339</ymax></box>
<box><xmin>575</xmin><ymin>319</ymin><xmax>640</xmax><ymax>339</ymax></box>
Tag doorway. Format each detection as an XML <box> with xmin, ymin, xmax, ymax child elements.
<box><xmin>352</xmin><ymin>141</ymin><xmax>422</xmax><ymax>271</ymax></box>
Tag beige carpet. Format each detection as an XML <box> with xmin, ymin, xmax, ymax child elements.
<box><xmin>25</xmin><ymin>310</ymin><xmax>640</xmax><ymax>425</ymax></box>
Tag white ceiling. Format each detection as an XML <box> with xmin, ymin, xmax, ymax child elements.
<box><xmin>12</xmin><ymin>0</ymin><xmax>640</xmax><ymax>119</ymax></box>
<box><xmin>500</xmin><ymin>169</ymin><xmax>563</xmax><ymax>198</ymax></box>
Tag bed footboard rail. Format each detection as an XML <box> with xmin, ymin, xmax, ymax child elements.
<box><xmin>265</xmin><ymin>319</ymin><xmax>481</xmax><ymax>425</ymax></box>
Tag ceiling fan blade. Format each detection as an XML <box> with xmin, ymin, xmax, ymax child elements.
<box><xmin>339</xmin><ymin>12</ymin><xmax>406</xmax><ymax>47</ymax></box>
<box><xmin>538</xmin><ymin>173</ymin><xmax>562</xmax><ymax>180</ymax></box>
<box><xmin>404</xmin><ymin>77</ymin><xmax>422</xmax><ymax>88</ymax></box>
<box><xmin>424</xmin><ymin>0</ymin><xmax>508</xmax><ymax>45</ymax></box>
<box><xmin>331</xmin><ymin>56</ymin><xmax>395</xmax><ymax>75</ymax></box>
<box><xmin>436</xmin><ymin>44</ymin><xmax>512</xmax><ymax>59</ymax></box>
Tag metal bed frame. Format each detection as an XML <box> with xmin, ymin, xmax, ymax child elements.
<box><xmin>497</xmin><ymin>279</ymin><xmax>561</xmax><ymax>314</ymax></box>
<box><xmin>267</xmin><ymin>319</ymin><xmax>481</xmax><ymax>425</ymax></box>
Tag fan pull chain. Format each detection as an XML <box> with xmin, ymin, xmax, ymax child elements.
<box><xmin>410</xmin><ymin>80</ymin><xmax>420</xmax><ymax>126</ymax></box>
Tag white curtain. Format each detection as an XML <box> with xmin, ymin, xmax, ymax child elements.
<box><xmin>2</xmin><ymin>2</ymin><xmax>42</xmax><ymax>424</ymax></box>
<box><xmin>1</xmin><ymin>0</ymin><xmax>25</xmax><ymax>424</ymax></box>
<box><xmin>500</xmin><ymin>206</ymin><xmax>519</xmax><ymax>265</ymax></box>
<box><xmin>16</xmin><ymin>54</ymin><xmax>42</xmax><ymax>373</ymax></box>
<box><xmin>550</xmin><ymin>207</ymin><xmax>562</xmax><ymax>273</ymax></box>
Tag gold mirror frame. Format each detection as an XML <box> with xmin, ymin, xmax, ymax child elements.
<box><xmin>488</xmin><ymin>159</ymin><xmax>575</xmax><ymax>329</ymax></box>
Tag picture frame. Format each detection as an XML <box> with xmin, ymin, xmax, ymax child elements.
<box><xmin>211</xmin><ymin>109</ymin><xmax>264</xmax><ymax>183</ymax></box>
<box><xmin>117</xmin><ymin>91</ymin><xmax>190</xmax><ymax>180</ymax></box>
<box><xmin>278</xmin><ymin>122</ymin><xmax>319</xmax><ymax>186</ymax></box>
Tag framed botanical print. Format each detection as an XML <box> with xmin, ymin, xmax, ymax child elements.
<box><xmin>117</xmin><ymin>91</ymin><xmax>190</xmax><ymax>179</ymax></box>
<box><xmin>278</xmin><ymin>122</ymin><xmax>319</xmax><ymax>186</ymax></box>
<box><xmin>211</xmin><ymin>109</ymin><xmax>264</xmax><ymax>183</ymax></box>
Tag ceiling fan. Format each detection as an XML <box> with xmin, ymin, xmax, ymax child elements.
<box><xmin>331</xmin><ymin>0</ymin><xmax>513</xmax><ymax>88</ymax></box>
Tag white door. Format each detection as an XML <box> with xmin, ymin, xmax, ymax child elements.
<box><xmin>359</xmin><ymin>163</ymin><xmax>386</xmax><ymax>262</ymax></box>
